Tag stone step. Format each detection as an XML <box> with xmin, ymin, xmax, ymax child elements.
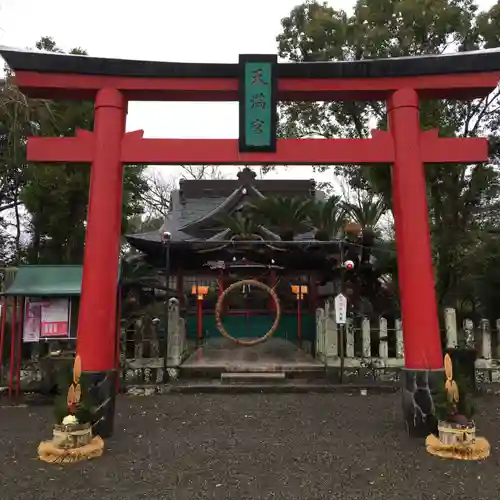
<box><xmin>220</xmin><ymin>372</ymin><xmax>286</xmax><ymax>383</ymax></box>
<box><xmin>126</xmin><ymin>381</ymin><xmax>401</xmax><ymax>395</ymax></box>
<box><xmin>181</xmin><ymin>364</ymin><xmax>325</xmax><ymax>379</ymax></box>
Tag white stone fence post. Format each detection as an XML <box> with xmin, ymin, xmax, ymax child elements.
<box><xmin>315</xmin><ymin>304</ymin><xmax>500</xmax><ymax>382</ymax></box>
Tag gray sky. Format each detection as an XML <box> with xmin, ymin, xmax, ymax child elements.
<box><xmin>0</xmin><ymin>0</ymin><xmax>497</xmax><ymax>185</ymax></box>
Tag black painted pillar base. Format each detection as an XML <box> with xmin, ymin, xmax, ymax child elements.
<box><xmin>80</xmin><ymin>370</ymin><xmax>117</xmax><ymax>438</ymax></box>
<box><xmin>401</xmin><ymin>368</ymin><xmax>442</xmax><ymax>438</ymax></box>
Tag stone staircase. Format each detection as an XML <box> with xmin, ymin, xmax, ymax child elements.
<box><xmin>220</xmin><ymin>372</ymin><xmax>286</xmax><ymax>384</ymax></box>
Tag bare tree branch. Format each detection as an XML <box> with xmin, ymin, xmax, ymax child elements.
<box><xmin>140</xmin><ymin>165</ymin><xmax>230</xmax><ymax>222</ymax></box>
<box><xmin>179</xmin><ymin>165</ymin><xmax>226</xmax><ymax>180</ymax></box>
<box><xmin>140</xmin><ymin>170</ymin><xmax>174</xmax><ymax>220</ymax></box>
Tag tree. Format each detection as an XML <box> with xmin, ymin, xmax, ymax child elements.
<box><xmin>17</xmin><ymin>37</ymin><xmax>149</xmax><ymax>265</ymax></box>
<box><xmin>179</xmin><ymin>165</ymin><xmax>226</xmax><ymax>180</ymax></box>
<box><xmin>216</xmin><ymin>212</ymin><xmax>263</xmax><ymax>240</ymax></box>
<box><xmin>247</xmin><ymin>196</ymin><xmax>312</xmax><ymax>240</ymax></box>
<box><xmin>307</xmin><ymin>195</ymin><xmax>346</xmax><ymax>240</ymax></box>
<box><xmin>0</xmin><ymin>74</ymin><xmax>57</xmax><ymax>262</ymax></box>
<box><xmin>139</xmin><ymin>170</ymin><xmax>173</xmax><ymax>221</ymax></box>
<box><xmin>344</xmin><ymin>196</ymin><xmax>387</xmax><ymax>245</ymax></box>
<box><xmin>138</xmin><ymin>165</ymin><xmax>229</xmax><ymax>232</ymax></box>
<box><xmin>276</xmin><ymin>0</ymin><xmax>500</xmax><ymax>310</ymax></box>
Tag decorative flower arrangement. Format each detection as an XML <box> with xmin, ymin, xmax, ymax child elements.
<box><xmin>54</xmin><ymin>355</ymin><xmax>92</xmax><ymax>427</ymax></box>
<box><xmin>38</xmin><ymin>355</ymin><xmax>104</xmax><ymax>464</ymax></box>
<box><xmin>425</xmin><ymin>353</ymin><xmax>490</xmax><ymax>460</ymax></box>
<box><xmin>434</xmin><ymin>353</ymin><xmax>475</xmax><ymax>435</ymax></box>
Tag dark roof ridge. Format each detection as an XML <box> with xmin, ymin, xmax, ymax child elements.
<box><xmin>3</xmin><ymin>46</ymin><xmax>500</xmax><ymax>79</ymax></box>
<box><xmin>179</xmin><ymin>183</ymin><xmax>265</xmax><ymax>234</ymax></box>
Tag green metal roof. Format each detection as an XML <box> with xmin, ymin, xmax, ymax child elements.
<box><xmin>4</xmin><ymin>265</ymin><xmax>83</xmax><ymax>296</ymax></box>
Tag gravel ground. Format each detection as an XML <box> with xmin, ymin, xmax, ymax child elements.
<box><xmin>1</xmin><ymin>393</ymin><xmax>499</xmax><ymax>500</ymax></box>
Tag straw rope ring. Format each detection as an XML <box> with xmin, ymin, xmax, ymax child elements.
<box><xmin>215</xmin><ymin>279</ymin><xmax>281</xmax><ymax>346</ymax></box>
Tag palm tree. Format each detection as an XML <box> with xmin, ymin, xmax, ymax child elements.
<box><xmin>343</xmin><ymin>197</ymin><xmax>387</xmax><ymax>245</ymax></box>
<box><xmin>307</xmin><ymin>195</ymin><xmax>346</xmax><ymax>241</ymax></box>
<box><xmin>216</xmin><ymin>212</ymin><xmax>262</xmax><ymax>240</ymax></box>
<box><xmin>343</xmin><ymin>197</ymin><xmax>387</xmax><ymax>263</ymax></box>
<box><xmin>247</xmin><ymin>196</ymin><xmax>312</xmax><ymax>240</ymax></box>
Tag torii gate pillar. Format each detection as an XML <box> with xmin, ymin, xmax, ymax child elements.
<box><xmin>388</xmin><ymin>88</ymin><xmax>443</xmax><ymax>437</ymax></box>
<box><xmin>76</xmin><ymin>88</ymin><xmax>126</xmax><ymax>438</ymax></box>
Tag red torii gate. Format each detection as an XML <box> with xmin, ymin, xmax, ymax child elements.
<box><xmin>2</xmin><ymin>46</ymin><xmax>499</xmax><ymax>438</ymax></box>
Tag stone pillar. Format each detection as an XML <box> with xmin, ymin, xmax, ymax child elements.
<box><xmin>345</xmin><ymin>319</ymin><xmax>355</xmax><ymax>359</ymax></box>
<box><xmin>480</xmin><ymin>319</ymin><xmax>491</xmax><ymax>362</ymax></box>
<box><xmin>395</xmin><ymin>319</ymin><xmax>404</xmax><ymax>359</ymax></box>
<box><xmin>379</xmin><ymin>317</ymin><xmax>389</xmax><ymax>361</ymax></box>
<box><xmin>324</xmin><ymin>299</ymin><xmax>338</xmax><ymax>361</ymax></box>
<box><xmin>361</xmin><ymin>318</ymin><xmax>371</xmax><ymax>359</ymax></box>
<box><xmin>315</xmin><ymin>307</ymin><xmax>326</xmax><ymax>360</ymax></box>
<box><xmin>444</xmin><ymin>308</ymin><xmax>458</xmax><ymax>348</ymax></box>
<box><xmin>167</xmin><ymin>298</ymin><xmax>183</xmax><ymax>369</ymax></box>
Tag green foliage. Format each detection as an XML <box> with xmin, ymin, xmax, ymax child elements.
<box><xmin>344</xmin><ymin>197</ymin><xmax>386</xmax><ymax>231</ymax></box>
<box><xmin>0</xmin><ymin>36</ymin><xmax>149</xmax><ymax>266</ymax></box>
<box><xmin>246</xmin><ymin>196</ymin><xmax>312</xmax><ymax>239</ymax></box>
<box><xmin>0</xmin><ymin>75</ymin><xmax>57</xmax><ymax>263</ymax></box>
<box><xmin>216</xmin><ymin>212</ymin><xmax>262</xmax><ymax>239</ymax></box>
<box><xmin>276</xmin><ymin>0</ymin><xmax>500</xmax><ymax>315</ymax></box>
<box><xmin>214</xmin><ymin>193</ymin><xmax>393</xmax><ymax>313</ymax></box>
<box><xmin>219</xmin><ymin>193</ymin><xmax>387</xmax><ymax>245</ymax></box>
<box><xmin>121</xmin><ymin>255</ymin><xmax>164</xmax><ymax>291</ymax></box>
<box><xmin>307</xmin><ymin>195</ymin><xmax>346</xmax><ymax>240</ymax></box>
<box><xmin>434</xmin><ymin>370</ymin><xmax>475</xmax><ymax>422</ymax></box>
<box><xmin>53</xmin><ymin>362</ymin><xmax>73</xmax><ymax>424</ymax></box>
<box><xmin>53</xmin><ymin>360</ymin><xmax>96</xmax><ymax>425</ymax></box>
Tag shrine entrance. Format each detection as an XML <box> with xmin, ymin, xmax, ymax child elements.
<box><xmin>185</xmin><ymin>264</ymin><xmax>315</xmax><ymax>346</ymax></box>
<box><xmin>3</xmin><ymin>46</ymin><xmax>498</xmax><ymax>437</ymax></box>
<box><xmin>182</xmin><ymin>260</ymin><xmax>321</xmax><ymax>376</ymax></box>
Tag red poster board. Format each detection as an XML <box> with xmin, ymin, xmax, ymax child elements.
<box><xmin>40</xmin><ymin>298</ymin><xmax>70</xmax><ymax>338</ymax></box>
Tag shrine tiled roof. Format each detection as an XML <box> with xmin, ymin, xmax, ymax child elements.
<box><xmin>126</xmin><ymin>169</ymin><xmax>321</xmax><ymax>251</ymax></box>
<box><xmin>179</xmin><ymin>184</ymin><xmax>266</xmax><ymax>236</ymax></box>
